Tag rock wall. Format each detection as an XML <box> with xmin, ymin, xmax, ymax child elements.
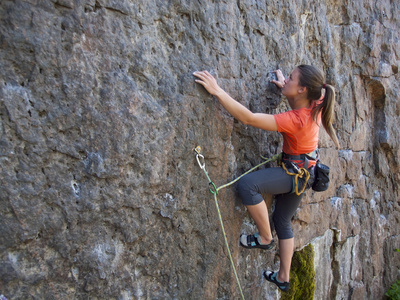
<box><xmin>0</xmin><ymin>0</ymin><xmax>399</xmax><ymax>299</ymax></box>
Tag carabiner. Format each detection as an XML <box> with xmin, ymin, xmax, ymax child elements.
<box><xmin>196</xmin><ymin>153</ymin><xmax>205</xmax><ymax>170</ymax></box>
<box><xmin>194</xmin><ymin>146</ymin><xmax>205</xmax><ymax>170</ymax></box>
<box><xmin>209</xmin><ymin>181</ymin><xmax>218</xmax><ymax>195</ymax></box>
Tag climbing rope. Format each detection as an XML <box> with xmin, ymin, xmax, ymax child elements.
<box><xmin>194</xmin><ymin>146</ymin><xmax>281</xmax><ymax>300</ymax></box>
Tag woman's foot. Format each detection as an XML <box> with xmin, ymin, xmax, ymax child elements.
<box><xmin>263</xmin><ymin>271</ymin><xmax>290</xmax><ymax>292</ymax></box>
<box><xmin>239</xmin><ymin>233</ymin><xmax>275</xmax><ymax>250</ymax></box>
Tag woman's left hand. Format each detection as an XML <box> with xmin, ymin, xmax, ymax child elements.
<box><xmin>271</xmin><ymin>69</ymin><xmax>285</xmax><ymax>88</ymax></box>
<box><xmin>193</xmin><ymin>71</ymin><xmax>223</xmax><ymax>96</ymax></box>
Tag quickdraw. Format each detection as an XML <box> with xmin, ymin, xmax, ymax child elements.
<box><xmin>194</xmin><ymin>146</ymin><xmax>218</xmax><ymax>195</ymax></box>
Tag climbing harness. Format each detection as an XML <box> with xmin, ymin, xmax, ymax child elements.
<box><xmin>193</xmin><ymin>146</ymin><xmax>281</xmax><ymax>300</ymax></box>
<box><xmin>280</xmin><ymin>150</ymin><xmax>331</xmax><ymax>193</ymax></box>
<box><xmin>279</xmin><ymin>150</ymin><xmax>321</xmax><ymax>195</ymax></box>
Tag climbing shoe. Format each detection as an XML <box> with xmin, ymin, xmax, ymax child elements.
<box><xmin>239</xmin><ymin>233</ymin><xmax>275</xmax><ymax>250</ymax></box>
<box><xmin>263</xmin><ymin>271</ymin><xmax>290</xmax><ymax>292</ymax></box>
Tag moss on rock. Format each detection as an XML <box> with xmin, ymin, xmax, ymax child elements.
<box><xmin>280</xmin><ymin>244</ymin><xmax>315</xmax><ymax>300</ymax></box>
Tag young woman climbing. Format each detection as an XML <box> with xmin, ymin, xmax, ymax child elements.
<box><xmin>193</xmin><ymin>65</ymin><xmax>339</xmax><ymax>292</ymax></box>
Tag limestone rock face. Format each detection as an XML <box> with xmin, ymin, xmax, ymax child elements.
<box><xmin>0</xmin><ymin>0</ymin><xmax>399</xmax><ymax>299</ymax></box>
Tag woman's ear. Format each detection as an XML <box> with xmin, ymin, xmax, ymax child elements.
<box><xmin>298</xmin><ymin>86</ymin><xmax>307</xmax><ymax>95</ymax></box>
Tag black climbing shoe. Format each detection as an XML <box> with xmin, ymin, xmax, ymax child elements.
<box><xmin>239</xmin><ymin>233</ymin><xmax>274</xmax><ymax>250</ymax></box>
<box><xmin>264</xmin><ymin>271</ymin><xmax>290</xmax><ymax>292</ymax></box>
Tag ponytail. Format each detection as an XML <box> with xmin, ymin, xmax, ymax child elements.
<box><xmin>312</xmin><ymin>84</ymin><xmax>340</xmax><ymax>149</ymax></box>
<box><xmin>297</xmin><ymin>65</ymin><xmax>340</xmax><ymax>149</ymax></box>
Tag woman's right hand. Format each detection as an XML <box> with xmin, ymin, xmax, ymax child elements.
<box><xmin>193</xmin><ymin>71</ymin><xmax>223</xmax><ymax>96</ymax></box>
<box><xmin>271</xmin><ymin>70</ymin><xmax>285</xmax><ymax>88</ymax></box>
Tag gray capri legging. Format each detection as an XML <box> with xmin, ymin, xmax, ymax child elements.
<box><xmin>237</xmin><ymin>167</ymin><xmax>304</xmax><ymax>240</ymax></box>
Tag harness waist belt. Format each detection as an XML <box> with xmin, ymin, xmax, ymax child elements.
<box><xmin>282</xmin><ymin>149</ymin><xmax>319</xmax><ymax>170</ymax></box>
<box><xmin>282</xmin><ymin>149</ymin><xmax>318</xmax><ymax>161</ymax></box>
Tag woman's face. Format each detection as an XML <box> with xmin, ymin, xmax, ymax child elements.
<box><xmin>282</xmin><ymin>68</ymin><xmax>303</xmax><ymax>99</ymax></box>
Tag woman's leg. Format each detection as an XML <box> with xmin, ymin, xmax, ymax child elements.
<box><xmin>246</xmin><ymin>201</ymin><xmax>273</xmax><ymax>244</ymax></box>
<box><xmin>277</xmin><ymin>238</ymin><xmax>294</xmax><ymax>282</ymax></box>
<box><xmin>237</xmin><ymin>167</ymin><xmax>293</xmax><ymax>243</ymax></box>
<box><xmin>273</xmin><ymin>192</ymin><xmax>303</xmax><ymax>282</ymax></box>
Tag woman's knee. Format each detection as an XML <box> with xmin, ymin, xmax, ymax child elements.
<box><xmin>237</xmin><ymin>176</ymin><xmax>262</xmax><ymax>206</ymax></box>
<box><xmin>237</xmin><ymin>176</ymin><xmax>253</xmax><ymax>198</ymax></box>
<box><xmin>272</xmin><ymin>213</ymin><xmax>294</xmax><ymax>239</ymax></box>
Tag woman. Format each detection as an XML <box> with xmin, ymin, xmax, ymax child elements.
<box><xmin>193</xmin><ymin>65</ymin><xmax>339</xmax><ymax>292</ymax></box>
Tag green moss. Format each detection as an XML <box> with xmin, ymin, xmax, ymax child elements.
<box><xmin>386</xmin><ymin>280</ymin><xmax>400</xmax><ymax>300</ymax></box>
<box><xmin>280</xmin><ymin>244</ymin><xmax>315</xmax><ymax>300</ymax></box>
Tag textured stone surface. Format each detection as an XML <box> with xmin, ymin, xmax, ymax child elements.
<box><xmin>0</xmin><ymin>0</ymin><xmax>399</xmax><ymax>299</ymax></box>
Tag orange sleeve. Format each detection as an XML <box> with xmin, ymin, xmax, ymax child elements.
<box><xmin>274</xmin><ymin>110</ymin><xmax>303</xmax><ymax>134</ymax></box>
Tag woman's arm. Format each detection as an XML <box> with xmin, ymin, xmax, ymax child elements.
<box><xmin>193</xmin><ymin>70</ymin><xmax>278</xmax><ymax>131</ymax></box>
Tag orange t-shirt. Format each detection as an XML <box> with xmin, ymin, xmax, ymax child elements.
<box><xmin>273</xmin><ymin>101</ymin><xmax>322</xmax><ymax>156</ymax></box>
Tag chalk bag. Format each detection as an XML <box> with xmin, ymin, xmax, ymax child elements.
<box><xmin>312</xmin><ymin>162</ymin><xmax>330</xmax><ymax>192</ymax></box>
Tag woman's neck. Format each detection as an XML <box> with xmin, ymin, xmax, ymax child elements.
<box><xmin>287</xmin><ymin>96</ymin><xmax>310</xmax><ymax>110</ymax></box>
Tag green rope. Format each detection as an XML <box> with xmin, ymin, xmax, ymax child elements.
<box><xmin>216</xmin><ymin>153</ymin><xmax>282</xmax><ymax>192</ymax></box>
<box><xmin>212</xmin><ymin>192</ymin><xmax>244</xmax><ymax>299</ymax></box>
<box><xmin>194</xmin><ymin>147</ymin><xmax>281</xmax><ymax>300</ymax></box>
